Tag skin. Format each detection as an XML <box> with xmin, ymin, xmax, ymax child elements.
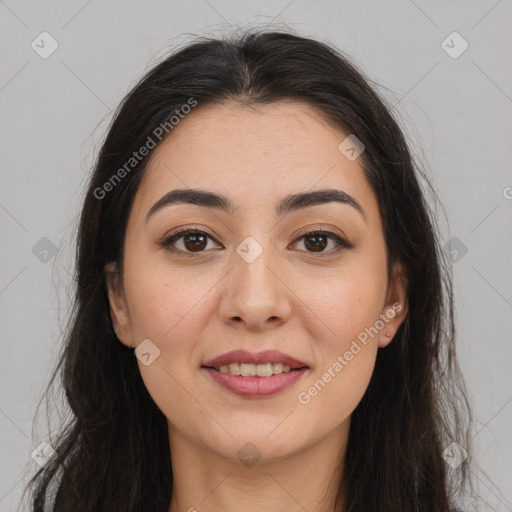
<box><xmin>105</xmin><ymin>100</ymin><xmax>408</xmax><ymax>512</ymax></box>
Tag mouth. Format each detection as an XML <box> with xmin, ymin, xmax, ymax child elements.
<box><xmin>201</xmin><ymin>365</ymin><xmax>309</xmax><ymax>397</ymax></box>
<box><xmin>200</xmin><ymin>349</ymin><xmax>310</xmax><ymax>397</ymax></box>
<box><xmin>201</xmin><ymin>362</ymin><xmax>309</xmax><ymax>377</ymax></box>
<box><xmin>202</xmin><ymin>349</ymin><xmax>309</xmax><ymax>373</ymax></box>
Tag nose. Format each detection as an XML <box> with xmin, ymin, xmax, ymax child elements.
<box><xmin>219</xmin><ymin>245</ymin><xmax>292</xmax><ymax>332</ymax></box>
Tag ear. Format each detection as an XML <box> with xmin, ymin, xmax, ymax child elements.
<box><xmin>103</xmin><ymin>261</ymin><xmax>134</xmax><ymax>348</ymax></box>
<box><xmin>378</xmin><ymin>261</ymin><xmax>408</xmax><ymax>348</ymax></box>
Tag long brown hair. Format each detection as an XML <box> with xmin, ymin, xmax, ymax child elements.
<box><xmin>24</xmin><ymin>27</ymin><xmax>474</xmax><ymax>511</ymax></box>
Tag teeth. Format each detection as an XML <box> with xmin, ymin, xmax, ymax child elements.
<box><xmin>229</xmin><ymin>363</ymin><xmax>241</xmax><ymax>375</ymax></box>
<box><xmin>272</xmin><ymin>363</ymin><xmax>284</xmax><ymax>374</ymax></box>
<box><xmin>240</xmin><ymin>363</ymin><xmax>256</xmax><ymax>377</ymax></box>
<box><xmin>217</xmin><ymin>362</ymin><xmax>294</xmax><ymax>377</ymax></box>
<box><xmin>256</xmin><ymin>363</ymin><xmax>272</xmax><ymax>377</ymax></box>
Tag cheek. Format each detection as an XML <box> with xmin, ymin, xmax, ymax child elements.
<box><xmin>300</xmin><ymin>345</ymin><xmax>377</xmax><ymax>426</ymax></box>
<box><xmin>123</xmin><ymin>267</ymin><xmax>213</xmax><ymax>425</ymax></box>
<box><xmin>293</xmin><ymin>264</ymin><xmax>383</xmax><ymax>415</ymax></box>
<box><xmin>298</xmin><ymin>263</ymin><xmax>385</xmax><ymax>346</ymax></box>
<box><xmin>124</xmin><ymin>262</ymin><xmax>215</xmax><ymax>343</ymax></box>
<box><xmin>298</xmin><ymin>290</ymin><xmax>380</xmax><ymax>420</ymax></box>
<box><xmin>122</xmin><ymin>259</ymin><xmax>221</xmax><ymax>387</ymax></box>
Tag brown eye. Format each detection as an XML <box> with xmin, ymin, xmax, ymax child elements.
<box><xmin>160</xmin><ymin>229</ymin><xmax>220</xmax><ymax>254</ymax></box>
<box><xmin>182</xmin><ymin>232</ymin><xmax>208</xmax><ymax>251</ymax></box>
<box><xmin>302</xmin><ymin>232</ymin><xmax>329</xmax><ymax>252</ymax></box>
<box><xmin>292</xmin><ymin>229</ymin><xmax>352</xmax><ymax>254</ymax></box>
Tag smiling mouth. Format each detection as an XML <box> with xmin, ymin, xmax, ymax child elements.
<box><xmin>202</xmin><ymin>362</ymin><xmax>308</xmax><ymax>377</ymax></box>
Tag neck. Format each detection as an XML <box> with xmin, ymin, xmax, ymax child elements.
<box><xmin>167</xmin><ymin>420</ymin><xmax>349</xmax><ymax>512</ymax></box>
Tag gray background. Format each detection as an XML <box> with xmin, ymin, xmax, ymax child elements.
<box><xmin>1</xmin><ymin>1</ymin><xmax>511</xmax><ymax>510</ymax></box>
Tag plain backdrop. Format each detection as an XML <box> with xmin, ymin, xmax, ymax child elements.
<box><xmin>1</xmin><ymin>1</ymin><xmax>511</xmax><ymax>510</ymax></box>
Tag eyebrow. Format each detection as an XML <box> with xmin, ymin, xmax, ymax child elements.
<box><xmin>145</xmin><ymin>188</ymin><xmax>367</xmax><ymax>224</ymax></box>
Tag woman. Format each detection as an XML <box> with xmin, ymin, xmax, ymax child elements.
<box><xmin>24</xmin><ymin>28</ymin><xmax>474</xmax><ymax>511</ymax></box>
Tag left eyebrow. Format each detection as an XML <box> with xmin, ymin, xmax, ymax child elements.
<box><xmin>145</xmin><ymin>188</ymin><xmax>367</xmax><ymax>224</ymax></box>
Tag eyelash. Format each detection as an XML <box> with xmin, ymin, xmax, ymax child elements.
<box><xmin>159</xmin><ymin>226</ymin><xmax>353</xmax><ymax>257</ymax></box>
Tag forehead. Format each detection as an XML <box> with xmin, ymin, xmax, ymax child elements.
<box><xmin>132</xmin><ymin>100</ymin><xmax>378</xmax><ymax>222</ymax></box>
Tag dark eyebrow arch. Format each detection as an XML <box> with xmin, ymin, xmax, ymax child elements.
<box><xmin>145</xmin><ymin>188</ymin><xmax>367</xmax><ymax>224</ymax></box>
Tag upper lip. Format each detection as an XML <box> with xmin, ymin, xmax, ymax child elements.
<box><xmin>202</xmin><ymin>349</ymin><xmax>309</xmax><ymax>369</ymax></box>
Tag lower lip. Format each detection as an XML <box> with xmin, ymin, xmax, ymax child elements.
<box><xmin>202</xmin><ymin>367</ymin><xmax>308</xmax><ymax>397</ymax></box>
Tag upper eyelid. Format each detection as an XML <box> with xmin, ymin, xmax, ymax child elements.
<box><xmin>164</xmin><ymin>222</ymin><xmax>346</xmax><ymax>238</ymax></box>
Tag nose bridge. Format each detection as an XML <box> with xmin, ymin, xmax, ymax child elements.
<box><xmin>220</xmin><ymin>234</ymin><xmax>291</xmax><ymax>329</ymax></box>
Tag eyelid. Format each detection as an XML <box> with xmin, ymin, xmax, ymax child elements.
<box><xmin>294</xmin><ymin>224</ymin><xmax>351</xmax><ymax>244</ymax></box>
<box><xmin>158</xmin><ymin>226</ymin><xmax>221</xmax><ymax>250</ymax></box>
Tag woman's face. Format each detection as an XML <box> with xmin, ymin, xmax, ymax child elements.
<box><xmin>105</xmin><ymin>100</ymin><xmax>407</xmax><ymax>464</ymax></box>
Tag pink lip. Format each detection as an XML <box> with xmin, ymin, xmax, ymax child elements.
<box><xmin>202</xmin><ymin>367</ymin><xmax>308</xmax><ymax>397</ymax></box>
<box><xmin>202</xmin><ymin>349</ymin><xmax>308</xmax><ymax>369</ymax></box>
